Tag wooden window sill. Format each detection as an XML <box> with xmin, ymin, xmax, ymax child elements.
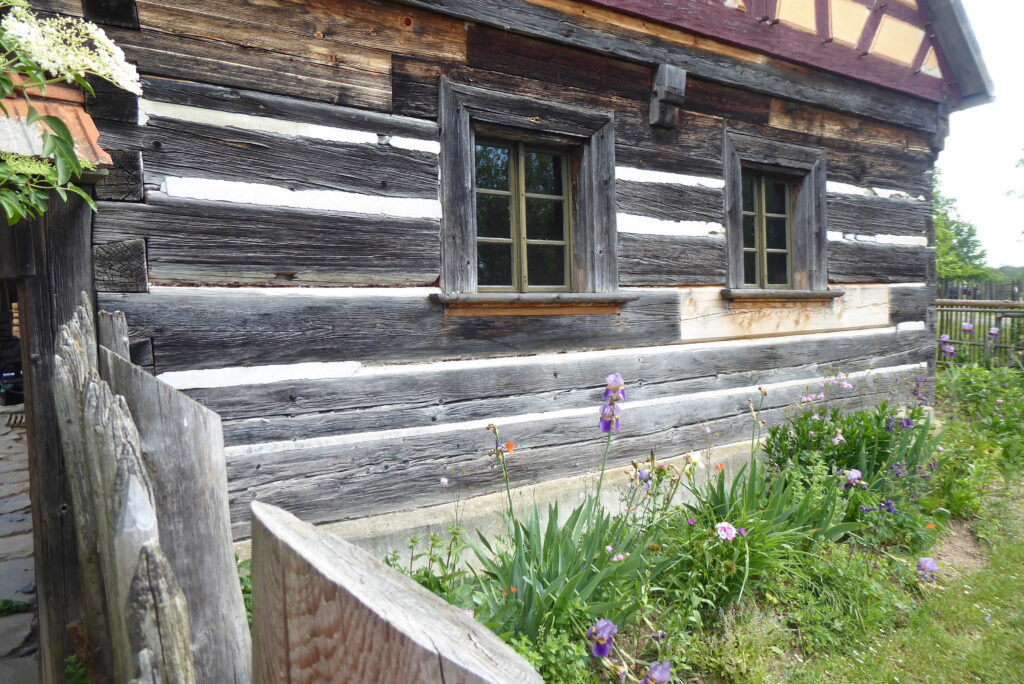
<box><xmin>720</xmin><ymin>288</ymin><xmax>845</xmax><ymax>303</ymax></box>
<box><xmin>430</xmin><ymin>292</ymin><xmax>639</xmax><ymax>317</ymax></box>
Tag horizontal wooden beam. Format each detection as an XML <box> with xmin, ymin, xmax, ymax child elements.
<box><xmin>391</xmin><ymin>0</ymin><xmax>941</xmax><ymax>133</ymax></box>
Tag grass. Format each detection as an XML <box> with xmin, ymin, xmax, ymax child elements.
<box><xmin>780</xmin><ymin>484</ymin><xmax>1024</xmax><ymax>683</ymax></box>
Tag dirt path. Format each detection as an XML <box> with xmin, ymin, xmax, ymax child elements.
<box><xmin>0</xmin><ymin>406</ymin><xmax>38</xmax><ymax>682</ymax></box>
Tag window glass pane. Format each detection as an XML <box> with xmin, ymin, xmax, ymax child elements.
<box><xmin>527</xmin><ymin>244</ymin><xmax>565</xmax><ymax>286</ymax></box>
<box><xmin>476</xmin><ymin>194</ymin><xmax>511</xmax><ymax>238</ymax></box>
<box><xmin>475</xmin><ymin>144</ymin><xmax>509</xmax><ymax>190</ymax></box>
<box><xmin>743</xmin><ymin>214</ymin><xmax>756</xmax><ymax>248</ymax></box>
<box><xmin>525</xmin><ymin>198</ymin><xmax>564</xmax><ymax>241</ymax></box>
<box><xmin>478</xmin><ymin>242</ymin><xmax>513</xmax><ymax>286</ymax></box>
<box><xmin>765</xmin><ymin>217</ymin><xmax>788</xmax><ymax>250</ymax></box>
<box><xmin>766</xmin><ymin>252</ymin><xmax>789</xmax><ymax>285</ymax></box>
<box><xmin>742</xmin><ymin>172</ymin><xmax>754</xmax><ymax>212</ymax></box>
<box><xmin>743</xmin><ymin>251</ymin><xmax>757</xmax><ymax>286</ymax></box>
<box><xmin>524</xmin><ymin>151</ymin><xmax>562</xmax><ymax>195</ymax></box>
<box><xmin>765</xmin><ymin>179</ymin><xmax>788</xmax><ymax>215</ymax></box>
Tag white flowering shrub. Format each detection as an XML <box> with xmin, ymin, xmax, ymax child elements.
<box><xmin>0</xmin><ymin>0</ymin><xmax>140</xmax><ymax>224</ymax></box>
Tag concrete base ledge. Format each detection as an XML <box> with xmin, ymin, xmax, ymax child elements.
<box><xmin>235</xmin><ymin>438</ymin><xmax>757</xmax><ymax>562</ymax></box>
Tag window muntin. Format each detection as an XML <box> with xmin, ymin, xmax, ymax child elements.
<box><xmin>474</xmin><ymin>140</ymin><xmax>571</xmax><ymax>292</ymax></box>
<box><xmin>741</xmin><ymin>170</ymin><xmax>792</xmax><ymax>288</ymax></box>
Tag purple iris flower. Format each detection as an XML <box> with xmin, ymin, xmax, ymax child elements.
<box><xmin>638</xmin><ymin>468</ymin><xmax>652</xmax><ymax>491</ymax></box>
<box><xmin>842</xmin><ymin>468</ymin><xmax>862</xmax><ymax>491</ymax></box>
<box><xmin>962</xmin><ymin>321</ymin><xmax>974</xmax><ymax>334</ymax></box>
<box><xmin>599</xmin><ymin>403</ymin><xmax>621</xmax><ymax>433</ymax></box>
<box><xmin>603</xmin><ymin>372</ymin><xmax>626</xmax><ymax>401</ymax></box>
<box><xmin>917</xmin><ymin>557</ymin><xmax>939</xmax><ymax>582</ymax></box>
<box><xmin>942</xmin><ymin>344</ymin><xmax>956</xmax><ymax>357</ymax></box>
<box><xmin>882</xmin><ymin>500</ymin><xmax>898</xmax><ymax>514</ymax></box>
<box><xmin>587</xmin><ymin>618</ymin><xmax>618</xmax><ymax>658</ymax></box>
<box><xmin>859</xmin><ymin>505</ymin><xmax>878</xmax><ymax>513</ymax></box>
<box><xmin>641</xmin><ymin>661</ymin><xmax>673</xmax><ymax>684</ymax></box>
<box><xmin>885</xmin><ymin>418</ymin><xmax>895</xmax><ymax>433</ymax></box>
<box><xmin>891</xmin><ymin>462</ymin><xmax>907</xmax><ymax>478</ymax></box>
<box><xmin>651</xmin><ymin>630</ymin><xmax>667</xmax><ymax>642</ymax></box>
<box><xmin>988</xmin><ymin>327</ymin><xmax>1001</xmax><ymax>339</ymax></box>
<box><xmin>939</xmin><ymin>334</ymin><xmax>951</xmax><ymax>342</ymax></box>
<box><xmin>928</xmin><ymin>460</ymin><xmax>938</xmax><ymax>471</ymax></box>
<box><xmin>898</xmin><ymin>418</ymin><xmax>915</xmax><ymax>429</ymax></box>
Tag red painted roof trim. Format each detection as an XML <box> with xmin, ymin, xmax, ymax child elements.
<box><xmin>578</xmin><ymin>0</ymin><xmax>957</xmax><ymax>105</ymax></box>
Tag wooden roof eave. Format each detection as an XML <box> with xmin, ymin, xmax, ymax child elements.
<box><xmin>921</xmin><ymin>0</ymin><xmax>995</xmax><ymax>110</ymax></box>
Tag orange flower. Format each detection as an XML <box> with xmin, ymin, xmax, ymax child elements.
<box><xmin>715</xmin><ymin>463</ymin><xmax>726</xmax><ymax>473</ymax></box>
<box><xmin>505</xmin><ymin>441</ymin><xmax>516</xmax><ymax>453</ymax></box>
<box><xmin>926</xmin><ymin>523</ymin><xmax>937</xmax><ymax>529</ymax></box>
<box><xmin>502</xmin><ymin>589</ymin><xmax>508</xmax><ymax>596</ymax></box>
<box><xmin>510</xmin><ymin>586</ymin><xmax>518</xmax><ymax>594</ymax></box>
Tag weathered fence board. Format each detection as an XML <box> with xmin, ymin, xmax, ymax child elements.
<box><xmin>53</xmin><ymin>299</ymin><xmax>195</xmax><ymax>683</ymax></box>
<box><xmin>99</xmin><ymin>345</ymin><xmax>251</xmax><ymax>683</ymax></box>
<box><xmin>250</xmin><ymin>501</ymin><xmax>542</xmax><ymax>683</ymax></box>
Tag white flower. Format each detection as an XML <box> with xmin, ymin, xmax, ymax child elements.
<box><xmin>2</xmin><ymin>6</ymin><xmax>142</xmax><ymax>95</ymax></box>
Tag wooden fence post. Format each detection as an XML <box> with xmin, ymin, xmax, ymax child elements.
<box><xmin>17</xmin><ymin>193</ymin><xmax>92</xmax><ymax>683</ymax></box>
<box><xmin>54</xmin><ymin>298</ymin><xmax>195</xmax><ymax>682</ymax></box>
<box><xmin>250</xmin><ymin>501</ymin><xmax>543</xmax><ymax>684</ymax></box>
<box><xmin>99</xmin><ymin>342</ymin><xmax>252</xmax><ymax>682</ymax></box>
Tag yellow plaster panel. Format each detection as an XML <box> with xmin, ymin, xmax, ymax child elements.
<box><xmin>893</xmin><ymin>0</ymin><xmax>919</xmax><ymax>8</ymax></box>
<box><xmin>829</xmin><ymin>0</ymin><xmax>870</xmax><ymax>47</ymax></box>
<box><xmin>920</xmin><ymin>46</ymin><xmax>943</xmax><ymax>78</ymax></box>
<box><xmin>869</xmin><ymin>15</ymin><xmax>926</xmax><ymax>66</ymax></box>
<box><xmin>777</xmin><ymin>0</ymin><xmax>817</xmax><ymax>34</ymax></box>
<box><xmin>723</xmin><ymin>0</ymin><xmax>747</xmax><ymax>10</ymax></box>
<box><xmin>676</xmin><ymin>284</ymin><xmax>890</xmax><ymax>342</ymax></box>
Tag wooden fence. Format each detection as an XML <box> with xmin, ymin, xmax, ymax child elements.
<box><xmin>935</xmin><ymin>299</ymin><xmax>1024</xmax><ymax>366</ymax></box>
<box><xmin>937</xmin><ymin>279</ymin><xmax>1023</xmax><ymax>302</ymax></box>
<box><xmin>50</xmin><ymin>294</ymin><xmax>539</xmax><ymax>682</ymax></box>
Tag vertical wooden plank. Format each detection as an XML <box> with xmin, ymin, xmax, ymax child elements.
<box><xmin>577</xmin><ymin>119</ymin><xmax>618</xmax><ymax>293</ymax></box>
<box><xmin>438</xmin><ymin>78</ymin><xmax>476</xmax><ymax>294</ymax></box>
<box><xmin>99</xmin><ymin>347</ymin><xmax>252</xmax><ymax>683</ymax></box>
<box><xmin>250</xmin><ymin>502</ymin><xmax>542</xmax><ymax>684</ymax></box>
<box><xmin>17</xmin><ymin>193</ymin><xmax>93</xmax><ymax>683</ymax></box>
<box><xmin>722</xmin><ymin>132</ymin><xmax>743</xmax><ymax>289</ymax></box>
<box><xmin>97</xmin><ymin>310</ymin><xmax>130</xmax><ymax>358</ymax></box>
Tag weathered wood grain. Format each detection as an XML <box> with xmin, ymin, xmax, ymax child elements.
<box><xmin>93</xmin><ymin>150</ymin><xmax>144</xmax><ymax>202</ymax></box>
<box><xmin>0</xmin><ymin>223</ymin><xmax>33</xmax><ymax>279</ymax></box>
<box><xmin>93</xmin><ymin>239</ymin><xmax>148</xmax><ymax>293</ymax></box>
<box><xmin>138</xmin><ymin>0</ymin><xmax>466</xmax><ymax>63</ymax></box>
<box><xmin>97</xmin><ymin>310</ymin><xmax>131</xmax><ymax>359</ymax></box>
<box><xmin>140</xmin><ymin>76</ymin><xmax>438</xmax><ymax>141</ymax></box>
<box><xmin>99</xmin><ymin>347</ymin><xmax>251</xmax><ymax>683</ymax></box>
<box><xmin>616</xmin><ymin>181</ymin><xmax>724</xmax><ymax>224</ymax></box>
<box><xmin>828</xmin><ymin>241</ymin><xmax>933</xmax><ymax>283</ymax></box>
<box><xmin>100</xmin><ymin>289</ymin><xmax>681</xmax><ymax>373</ymax></box>
<box><xmin>93</xmin><ymin>195</ymin><xmax>440</xmax><ymax>287</ymax></box>
<box><xmin>207</xmin><ymin>329</ymin><xmax>934</xmax><ymax>446</ymax></box>
<box><xmin>890</xmin><ymin>285</ymin><xmax>935</xmax><ymax>327</ymax></box>
<box><xmin>228</xmin><ymin>374</ymin><xmax>918</xmax><ymax>536</ymax></box>
<box><xmin>827</xmin><ymin>194</ymin><xmax>931</xmax><ymax>239</ymax></box>
<box><xmin>250</xmin><ymin>502</ymin><xmax>542</xmax><ymax>683</ymax></box>
<box><xmin>103</xmin><ymin>24</ymin><xmax>391</xmax><ymax>110</ymax></box>
<box><xmin>391</xmin><ymin>0</ymin><xmax>941</xmax><ymax>132</ymax></box>
<box><xmin>53</xmin><ymin>300</ymin><xmax>196</xmax><ymax>683</ymax></box>
<box><xmin>16</xmin><ymin>194</ymin><xmax>92</xmax><ymax>683</ymax></box>
<box><xmin>82</xmin><ymin>0</ymin><xmax>139</xmax><ymax>29</ymax></box>
<box><xmin>618</xmin><ymin>233</ymin><xmax>727</xmax><ymax>286</ymax></box>
<box><xmin>97</xmin><ymin>115</ymin><xmax>439</xmax><ymax>198</ymax></box>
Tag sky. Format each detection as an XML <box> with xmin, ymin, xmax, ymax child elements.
<box><xmin>938</xmin><ymin>2</ymin><xmax>1024</xmax><ymax>268</ymax></box>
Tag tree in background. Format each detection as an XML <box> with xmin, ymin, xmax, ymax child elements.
<box><xmin>934</xmin><ymin>187</ymin><xmax>989</xmax><ymax>279</ymax></box>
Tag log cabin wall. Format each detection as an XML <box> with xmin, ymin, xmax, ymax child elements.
<box><xmin>48</xmin><ymin>0</ymin><xmax>940</xmax><ymax>537</ymax></box>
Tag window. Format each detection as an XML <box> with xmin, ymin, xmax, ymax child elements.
<box><xmin>740</xmin><ymin>170</ymin><xmax>792</xmax><ymax>288</ymax></box>
<box><xmin>437</xmin><ymin>79</ymin><xmax>627</xmax><ymax>304</ymax></box>
<box><xmin>475</xmin><ymin>140</ymin><xmax>571</xmax><ymax>291</ymax></box>
<box><xmin>723</xmin><ymin>131</ymin><xmax>835</xmax><ymax>297</ymax></box>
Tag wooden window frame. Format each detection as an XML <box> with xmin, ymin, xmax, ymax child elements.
<box><xmin>741</xmin><ymin>169</ymin><xmax>794</xmax><ymax>289</ymax></box>
<box><xmin>438</xmin><ymin>78</ymin><xmax>619</xmax><ymax>296</ymax></box>
<box><xmin>474</xmin><ymin>138</ymin><xmax>573</xmax><ymax>293</ymax></box>
<box><xmin>723</xmin><ymin>130</ymin><xmax>831</xmax><ymax>296</ymax></box>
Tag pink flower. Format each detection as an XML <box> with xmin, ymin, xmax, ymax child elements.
<box><xmin>439</xmin><ymin>477</ymin><xmax>449</xmax><ymax>486</ymax></box>
<box><xmin>738</xmin><ymin>527</ymin><xmax>747</xmax><ymax>536</ymax></box>
<box><xmin>605</xmin><ymin>545</ymin><xmax>614</xmax><ymax>553</ymax></box>
<box><xmin>831</xmin><ymin>431</ymin><xmax>845</xmax><ymax>445</ymax></box>
<box><xmin>715</xmin><ymin>522</ymin><xmax>737</xmax><ymax>541</ymax></box>
<box><xmin>687</xmin><ymin>517</ymin><xmax>696</xmax><ymax>525</ymax></box>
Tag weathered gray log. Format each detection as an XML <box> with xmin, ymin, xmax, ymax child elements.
<box><xmin>618</xmin><ymin>233</ymin><xmax>727</xmax><ymax>286</ymax></box>
<box><xmin>99</xmin><ymin>289</ymin><xmax>681</xmax><ymax>373</ymax></box>
<box><xmin>53</xmin><ymin>299</ymin><xmax>195</xmax><ymax>683</ymax></box>
<box><xmin>250</xmin><ymin>501</ymin><xmax>542</xmax><ymax>684</ymax></box>
<box><xmin>97</xmin><ymin>310</ymin><xmax>131</xmax><ymax>359</ymax></box>
<box><xmin>828</xmin><ymin>241</ymin><xmax>933</xmax><ymax>283</ymax></box>
<box><xmin>94</xmin><ymin>239</ymin><xmax>149</xmax><ymax>293</ymax></box>
<box><xmin>99</xmin><ymin>346</ymin><xmax>252</xmax><ymax>683</ymax></box>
